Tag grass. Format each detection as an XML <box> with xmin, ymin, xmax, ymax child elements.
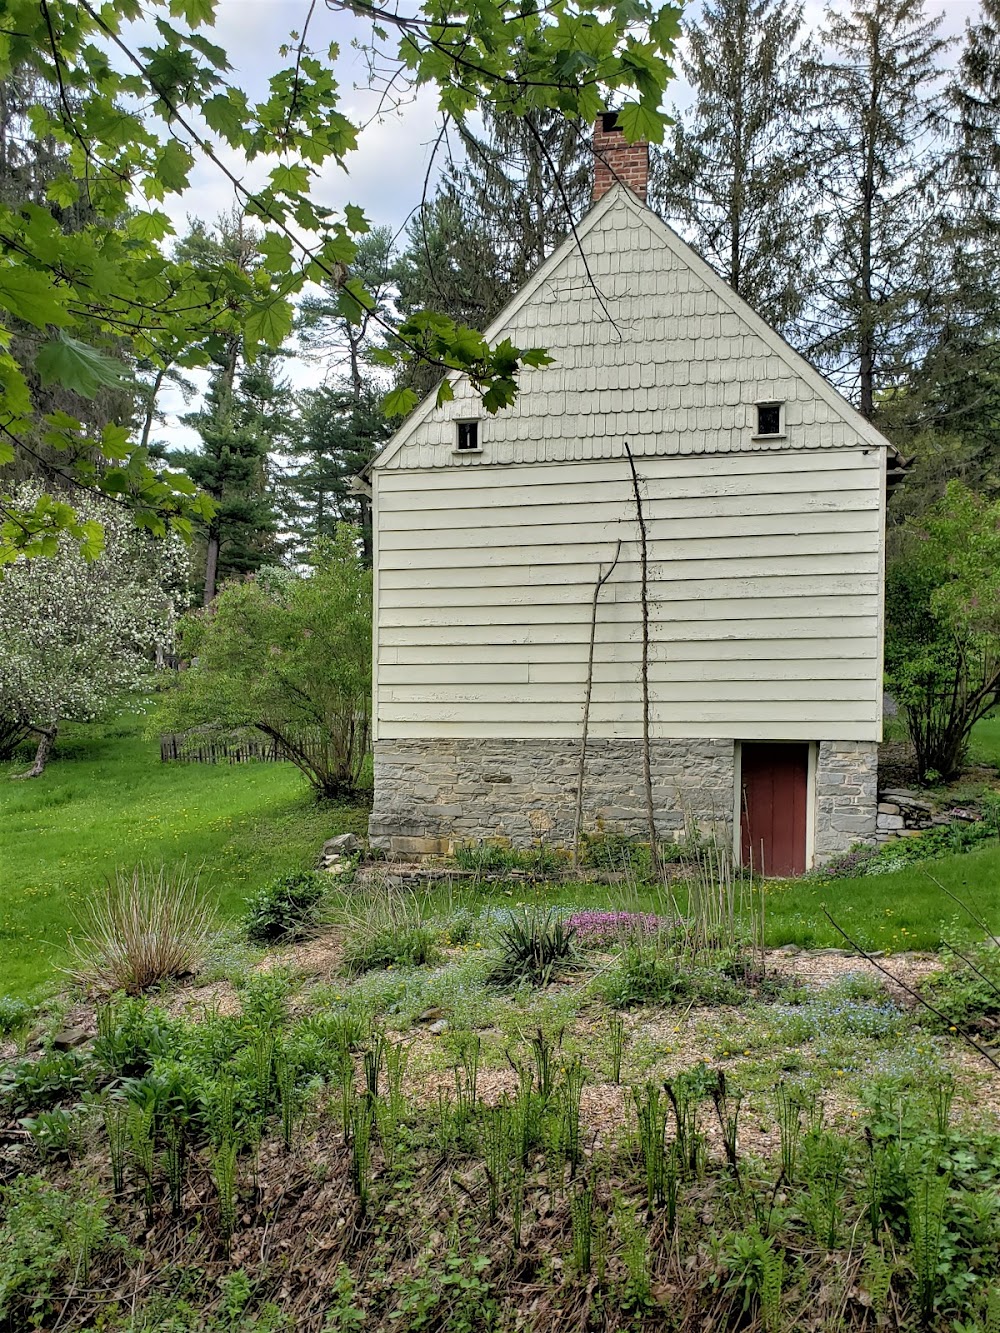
<box><xmin>0</xmin><ymin>709</ymin><xmax>369</xmax><ymax>1000</ymax></box>
<box><xmin>4</xmin><ymin>708</ymin><xmax>1000</xmax><ymax>1000</ymax></box>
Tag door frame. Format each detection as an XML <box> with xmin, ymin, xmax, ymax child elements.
<box><xmin>732</xmin><ymin>741</ymin><xmax>818</xmax><ymax>873</ymax></box>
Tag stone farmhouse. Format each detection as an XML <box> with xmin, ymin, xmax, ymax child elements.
<box><xmin>365</xmin><ymin>116</ymin><xmax>901</xmax><ymax>875</ymax></box>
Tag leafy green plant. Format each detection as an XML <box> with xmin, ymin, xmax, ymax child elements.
<box><xmin>486</xmin><ymin>908</ymin><xmax>576</xmax><ymax>987</ymax></box>
<box><xmin>21</xmin><ymin>1107</ymin><xmax>79</xmax><ymax>1160</ymax></box>
<box><xmin>453</xmin><ymin>841</ymin><xmax>522</xmax><ymax>875</ymax></box>
<box><xmin>66</xmin><ymin>862</ymin><xmax>216</xmax><ymax>995</ymax></box>
<box><xmin>599</xmin><ymin>945</ymin><xmax>746</xmax><ymax>1009</ymax></box>
<box><xmin>243</xmin><ymin>871</ymin><xmax>328</xmax><ymax>943</ymax></box>
<box><xmin>0</xmin><ymin>995</ymin><xmax>33</xmax><ymax>1038</ymax></box>
<box><xmin>339</xmin><ymin>884</ymin><xmax>441</xmax><ymax>976</ymax></box>
<box><xmin>0</xmin><ymin>1048</ymin><xmax>92</xmax><ymax>1115</ymax></box>
<box><xmin>0</xmin><ymin>1176</ymin><xmax>126</xmax><ymax>1327</ymax></box>
<box><xmin>720</xmin><ymin>1228</ymin><xmax>784</xmax><ymax>1333</ymax></box>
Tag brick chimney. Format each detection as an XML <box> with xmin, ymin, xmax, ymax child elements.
<box><xmin>592</xmin><ymin>110</ymin><xmax>649</xmax><ymax>205</ymax></box>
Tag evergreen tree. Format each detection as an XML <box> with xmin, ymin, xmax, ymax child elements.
<box><xmin>394</xmin><ymin>108</ymin><xmax>590</xmax><ymax>397</ymax></box>
<box><xmin>173</xmin><ymin>356</ymin><xmax>287</xmax><ymax>596</ymax></box>
<box><xmin>650</xmin><ymin>0</ymin><xmax>815</xmax><ymax>331</ymax></box>
<box><xmin>169</xmin><ymin>211</ymin><xmax>286</xmax><ymax>601</ymax></box>
<box><xmin>289</xmin><ymin>230</ymin><xmax>397</xmax><ymax>561</ymax></box>
<box><xmin>803</xmin><ymin>0</ymin><xmax>952</xmax><ymax>421</ymax></box>
<box><xmin>282</xmin><ymin>383</ymin><xmax>390</xmax><ymax>563</ymax></box>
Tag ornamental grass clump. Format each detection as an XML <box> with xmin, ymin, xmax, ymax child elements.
<box><xmin>66</xmin><ymin>863</ymin><xmax>216</xmax><ymax>996</ymax></box>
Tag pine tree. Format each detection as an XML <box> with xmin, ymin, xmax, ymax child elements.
<box><xmin>282</xmin><ymin>382</ymin><xmax>390</xmax><ymax>563</ymax></box>
<box><xmin>393</xmin><ymin>108</ymin><xmax>590</xmax><ymax>396</ymax></box>
<box><xmin>650</xmin><ymin>0</ymin><xmax>814</xmax><ymax>331</ymax></box>
<box><xmin>803</xmin><ymin>0</ymin><xmax>952</xmax><ymax>422</ymax></box>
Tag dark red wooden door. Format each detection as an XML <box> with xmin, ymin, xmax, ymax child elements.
<box><xmin>739</xmin><ymin>743</ymin><xmax>809</xmax><ymax>876</ymax></box>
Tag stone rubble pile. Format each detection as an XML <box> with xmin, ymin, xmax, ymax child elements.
<box><xmin>317</xmin><ymin>832</ymin><xmax>359</xmax><ymax>875</ymax></box>
<box><xmin>876</xmin><ymin>788</ymin><xmax>958</xmax><ymax>842</ymax></box>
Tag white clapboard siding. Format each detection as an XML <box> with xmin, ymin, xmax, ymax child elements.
<box><xmin>380</xmin><ymin>637</ymin><xmax>879</xmax><ymax>665</ymax></box>
<box><xmin>379</xmin><ymin>617</ymin><xmax>879</xmax><ymax>649</ymax></box>
<box><xmin>373</xmin><ymin>449</ymin><xmax>884</xmax><ymax>741</ymax></box>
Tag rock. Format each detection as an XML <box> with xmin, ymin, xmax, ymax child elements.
<box><xmin>323</xmin><ymin>833</ymin><xmax>359</xmax><ymax>855</ymax></box>
<box><xmin>877</xmin><ymin>802</ymin><xmax>901</xmax><ymax>815</ymax></box>
<box><xmin>772</xmin><ymin>944</ymin><xmax>801</xmax><ymax>956</ymax></box>
<box><xmin>52</xmin><ymin>1027</ymin><xmax>89</xmax><ymax>1051</ymax></box>
<box><xmin>428</xmin><ymin>1019</ymin><xmax>449</xmax><ymax>1035</ymax></box>
<box><xmin>877</xmin><ymin>814</ymin><xmax>905</xmax><ymax>830</ymax></box>
<box><xmin>416</xmin><ymin>1006</ymin><xmax>444</xmax><ymax>1023</ymax></box>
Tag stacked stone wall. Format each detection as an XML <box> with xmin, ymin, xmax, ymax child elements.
<box><xmin>369</xmin><ymin>738</ymin><xmax>734</xmax><ymax>857</ymax></box>
<box><xmin>813</xmin><ymin>741</ymin><xmax>879</xmax><ymax>861</ymax></box>
<box><xmin>370</xmin><ymin>737</ymin><xmax>879</xmax><ymax>864</ymax></box>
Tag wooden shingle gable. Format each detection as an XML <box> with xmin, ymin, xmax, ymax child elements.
<box><xmin>375</xmin><ymin>184</ymin><xmax>892</xmax><ymax>472</ymax></box>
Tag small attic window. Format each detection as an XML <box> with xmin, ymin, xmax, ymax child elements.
<box><xmin>455</xmin><ymin>420</ymin><xmax>481</xmax><ymax>453</ymax></box>
<box><xmin>755</xmin><ymin>402</ymin><xmax>785</xmax><ymax>438</ymax></box>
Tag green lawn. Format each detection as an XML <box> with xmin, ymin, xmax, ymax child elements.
<box><xmin>4</xmin><ymin>710</ymin><xmax>1000</xmax><ymax>1002</ymax></box>
<box><xmin>0</xmin><ymin>712</ymin><xmax>368</xmax><ymax>999</ymax></box>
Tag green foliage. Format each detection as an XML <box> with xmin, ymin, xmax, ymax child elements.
<box><xmin>0</xmin><ymin>0</ymin><xmax>680</xmax><ymax>557</ymax></box>
<box><xmin>886</xmin><ymin>483</ymin><xmax>1000</xmax><ymax>780</ymax></box>
<box><xmin>921</xmin><ymin>944</ymin><xmax>1000</xmax><ymax>1034</ymax></box>
<box><xmin>486</xmin><ymin>908</ymin><xmax>577</xmax><ymax>987</ymax></box>
<box><xmin>160</xmin><ymin>529</ymin><xmax>372</xmax><ymax>798</ymax></box>
<box><xmin>0</xmin><ymin>1048</ymin><xmax>93</xmax><ymax>1115</ymax></box>
<box><xmin>0</xmin><ymin>1176</ymin><xmax>125</xmax><ymax>1327</ymax></box>
<box><xmin>598</xmin><ymin>944</ymin><xmax>747</xmax><ymax>1009</ymax></box>
<box><xmin>821</xmin><ymin>816</ymin><xmax>1000</xmax><ymax>879</ymax></box>
<box><xmin>243</xmin><ymin>871</ymin><xmax>328</xmax><ymax>944</ymax></box>
<box><xmin>0</xmin><ymin>995</ymin><xmax>33</xmax><ymax>1037</ymax></box>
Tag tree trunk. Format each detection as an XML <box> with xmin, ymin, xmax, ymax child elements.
<box><xmin>203</xmin><ymin>526</ymin><xmax>220</xmax><ymax>605</ymax></box>
<box><xmin>12</xmin><ymin>722</ymin><xmax>58</xmax><ymax>779</ymax></box>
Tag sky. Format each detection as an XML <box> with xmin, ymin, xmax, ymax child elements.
<box><xmin>147</xmin><ymin>0</ymin><xmax>984</xmax><ymax>450</ymax></box>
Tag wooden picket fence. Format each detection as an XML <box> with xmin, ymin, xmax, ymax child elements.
<box><xmin>160</xmin><ymin>732</ymin><xmax>297</xmax><ymax>765</ymax></box>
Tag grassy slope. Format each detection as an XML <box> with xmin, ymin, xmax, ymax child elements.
<box><xmin>3</xmin><ymin>710</ymin><xmax>1000</xmax><ymax>1000</ymax></box>
<box><xmin>0</xmin><ymin>712</ymin><xmax>368</xmax><ymax>1000</ymax></box>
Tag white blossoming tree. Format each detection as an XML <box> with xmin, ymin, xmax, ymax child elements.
<box><xmin>0</xmin><ymin>485</ymin><xmax>190</xmax><ymax>776</ymax></box>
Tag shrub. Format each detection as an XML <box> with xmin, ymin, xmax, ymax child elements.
<box><xmin>0</xmin><ymin>1176</ymin><xmax>127</xmax><ymax>1326</ymax></box>
<box><xmin>486</xmin><ymin>908</ymin><xmax>576</xmax><ymax>987</ymax></box>
<box><xmin>454</xmin><ymin>841</ymin><xmax>522</xmax><ymax>875</ymax></box>
<box><xmin>66</xmin><ymin>863</ymin><xmax>216</xmax><ymax>995</ymax></box>
<box><xmin>921</xmin><ymin>944</ymin><xmax>1000</xmax><ymax>1034</ymax></box>
<box><xmin>342</xmin><ymin>922</ymin><xmax>439</xmax><ymax>976</ymax></box>
<box><xmin>0</xmin><ymin>995</ymin><xmax>34</xmax><ymax>1038</ymax></box>
<box><xmin>580</xmin><ymin>833</ymin><xmax>655</xmax><ymax>878</ymax></box>
<box><xmin>599</xmin><ymin>945</ymin><xmax>747</xmax><ymax>1009</ymax></box>
<box><xmin>244</xmin><ymin>871</ymin><xmax>328</xmax><ymax>943</ymax></box>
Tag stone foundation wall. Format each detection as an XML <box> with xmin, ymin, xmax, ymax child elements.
<box><xmin>368</xmin><ymin>738</ymin><xmax>735</xmax><ymax>857</ymax></box>
<box><xmin>370</xmin><ymin>736</ymin><xmax>879</xmax><ymax>864</ymax></box>
<box><xmin>813</xmin><ymin>741</ymin><xmax>879</xmax><ymax>862</ymax></box>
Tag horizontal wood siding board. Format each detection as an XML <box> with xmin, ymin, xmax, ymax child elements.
<box><xmin>377</xmin><ymin>552</ymin><xmax>881</xmax><ymax>589</ymax></box>
<box><xmin>378</xmin><ymin>701</ymin><xmax>878</xmax><ymax>724</ymax></box>
<box><xmin>378</xmin><ymin>616</ymin><xmax>879</xmax><ymax>646</ymax></box>
<box><xmin>378</xmin><ymin>657</ymin><xmax>878</xmax><ymax>684</ymax></box>
<box><xmin>381</xmin><ymin>637</ymin><xmax>879</xmax><ymax>665</ymax></box>
<box><xmin>379</xmin><ymin>527</ymin><xmax>880</xmax><ymax>564</ymax></box>
<box><xmin>379</xmin><ymin>580</ymin><xmax>881</xmax><ymax>613</ymax></box>
<box><xmin>377</xmin><ymin>470</ymin><xmax>875</xmax><ymax>515</ymax></box>
<box><xmin>383</xmin><ymin>680</ymin><xmax>876</xmax><ymax>704</ymax></box>
<box><xmin>376</xmin><ymin>450</ymin><xmax>875</xmax><ymax>495</ymax></box>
